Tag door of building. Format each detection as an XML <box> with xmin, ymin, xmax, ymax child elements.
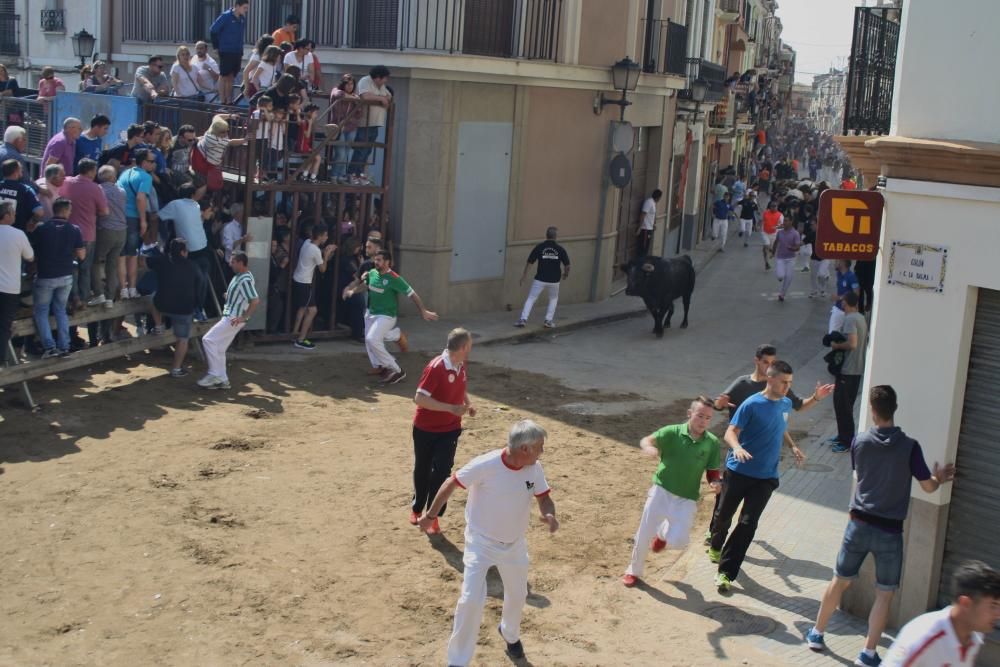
<box><xmin>613</xmin><ymin>126</ymin><xmax>651</xmax><ymax>274</ymax></box>
<box><xmin>937</xmin><ymin>288</ymin><xmax>1000</xmax><ymax>638</ymax></box>
<box><xmin>450</xmin><ymin>122</ymin><xmax>513</xmax><ymax>283</ymax></box>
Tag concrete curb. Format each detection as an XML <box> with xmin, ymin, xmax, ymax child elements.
<box><xmin>470</xmin><ymin>244</ymin><xmax>722</xmax><ymax>349</ymax></box>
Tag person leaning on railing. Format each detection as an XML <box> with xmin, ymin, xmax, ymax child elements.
<box><xmin>191</xmin><ymin>115</ymin><xmax>246</xmax><ymax>193</ymax></box>
<box><xmin>82</xmin><ymin>61</ymin><xmax>123</xmax><ymax>95</ymax></box>
<box><xmin>329</xmin><ymin>73</ymin><xmax>362</xmax><ymax>184</ymax></box>
<box><xmin>0</xmin><ymin>64</ymin><xmax>19</xmax><ymax>97</ymax></box>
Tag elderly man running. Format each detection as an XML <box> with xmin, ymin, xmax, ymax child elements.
<box><xmin>622</xmin><ymin>396</ymin><xmax>722</xmax><ymax>587</ymax></box>
<box><xmin>418</xmin><ymin>419</ymin><xmax>558</xmax><ymax>667</ymax></box>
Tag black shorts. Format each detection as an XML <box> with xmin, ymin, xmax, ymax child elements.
<box><xmin>292</xmin><ymin>280</ymin><xmax>315</xmax><ymax>311</ymax></box>
<box><xmin>219</xmin><ymin>52</ymin><xmax>242</xmax><ymax>77</ymax></box>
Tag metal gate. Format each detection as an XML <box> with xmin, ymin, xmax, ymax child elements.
<box><xmin>843</xmin><ymin>5</ymin><xmax>900</xmax><ymax>136</ymax></box>
<box><xmin>937</xmin><ymin>289</ymin><xmax>1000</xmax><ymax>616</ymax></box>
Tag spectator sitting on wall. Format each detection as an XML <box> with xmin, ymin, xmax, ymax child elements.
<box><xmin>83</xmin><ymin>61</ymin><xmax>123</xmax><ymax>95</ymax></box>
<box><xmin>0</xmin><ymin>64</ymin><xmax>19</xmax><ymax>97</ymax></box>
<box><xmin>36</xmin><ymin>66</ymin><xmax>66</xmax><ymax>102</ymax></box>
<box><xmin>132</xmin><ymin>55</ymin><xmax>172</xmax><ymax>103</ymax></box>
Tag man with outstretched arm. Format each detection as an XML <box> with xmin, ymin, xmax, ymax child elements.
<box><xmin>418</xmin><ymin>420</ymin><xmax>558</xmax><ymax>667</ymax></box>
<box><xmin>622</xmin><ymin>396</ymin><xmax>722</xmax><ymax>588</ymax></box>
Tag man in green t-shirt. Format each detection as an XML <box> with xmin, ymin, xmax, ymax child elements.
<box><xmin>344</xmin><ymin>249</ymin><xmax>438</xmax><ymax>385</ymax></box>
<box><xmin>623</xmin><ymin>397</ymin><xmax>722</xmax><ymax>587</ymax></box>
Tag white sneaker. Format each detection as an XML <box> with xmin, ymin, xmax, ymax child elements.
<box><xmin>120</xmin><ymin>288</ymin><xmax>131</xmax><ymax>301</ymax></box>
<box><xmin>128</xmin><ymin>288</ymin><xmax>140</xmax><ymax>299</ymax></box>
<box><xmin>87</xmin><ymin>294</ymin><xmax>107</xmax><ymax>307</ymax></box>
<box><xmin>197</xmin><ymin>374</ymin><xmax>220</xmax><ymax>388</ymax></box>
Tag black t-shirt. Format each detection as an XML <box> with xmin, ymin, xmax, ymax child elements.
<box><xmin>29</xmin><ymin>219</ymin><xmax>84</xmax><ymax>279</ymax></box>
<box><xmin>0</xmin><ymin>178</ymin><xmax>41</xmax><ymax>231</ymax></box>
<box><xmin>0</xmin><ymin>79</ymin><xmax>19</xmax><ymax>95</ymax></box>
<box><xmin>528</xmin><ymin>240</ymin><xmax>569</xmax><ymax>284</ymax></box>
<box><xmin>147</xmin><ymin>255</ymin><xmax>204</xmax><ymax>315</ymax></box>
<box><xmin>739</xmin><ymin>198</ymin><xmax>759</xmax><ymax>220</ymax></box>
<box><xmin>722</xmin><ymin>374</ymin><xmax>803</xmax><ymax>420</ymax></box>
<box><xmin>100</xmin><ymin>141</ymin><xmax>134</xmax><ymax>168</ymax></box>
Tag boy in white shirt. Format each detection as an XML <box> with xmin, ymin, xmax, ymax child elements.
<box><xmin>220</xmin><ymin>204</ymin><xmax>249</xmax><ymax>263</ymax></box>
<box><xmin>290</xmin><ymin>224</ymin><xmax>335</xmax><ymax>350</ymax></box>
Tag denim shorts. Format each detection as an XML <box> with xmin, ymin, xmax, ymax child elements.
<box><xmin>122</xmin><ymin>217</ymin><xmax>142</xmax><ymax>257</ymax></box>
<box><xmin>163</xmin><ymin>312</ymin><xmax>193</xmax><ymax>339</ymax></box>
<box><xmin>834</xmin><ymin>518</ymin><xmax>903</xmax><ymax>590</ymax></box>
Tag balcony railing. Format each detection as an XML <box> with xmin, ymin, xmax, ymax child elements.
<box><xmin>678</xmin><ymin>58</ymin><xmax>727</xmax><ymax>103</ymax></box>
<box><xmin>40</xmin><ymin>9</ymin><xmax>65</xmax><ymax>32</ymax></box>
<box><xmin>0</xmin><ymin>13</ymin><xmax>18</xmax><ymax>55</ymax></box>
<box><xmin>843</xmin><ymin>5</ymin><xmax>899</xmax><ymax>135</ymax></box>
<box><xmin>122</xmin><ymin>0</ymin><xmax>562</xmax><ymax>62</ymax></box>
<box><xmin>716</xmin><ymin>0</ymin><xmax>741</xmax><ymax>22</ymax></box>
<box><xmin>641</xmin><ymin>18</ymin><xmax>688</xmax><ymax>75</ymax></box>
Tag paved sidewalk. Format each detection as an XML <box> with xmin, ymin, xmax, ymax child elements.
<box><xmin>237</xmin><ymin>241</ymin><xmax>721</xmax><ymax>361</ymax></box>
<box><xmin>665</xmin><ymin>418</ymin><xmax>890</xmax><ymax>667</ymax></box>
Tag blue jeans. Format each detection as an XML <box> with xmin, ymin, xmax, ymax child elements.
<box><xmin>332</xmin><ymin>128</ymin><xmax>356</xmax><ymax>179</ymax></box>
<box><xmin>349</xmin><ymin>126</ymin><xmax>380</xmax><ymax>176</ymax></box>
<box><xmin>33</xmin><ymin>275</ymin><xmax>74</xmax><ymax>352</ymax></box>
<box><xmin>834</xmin><ymin>518</ymin><xmax>903</xmax><ymax>590</ymax></box>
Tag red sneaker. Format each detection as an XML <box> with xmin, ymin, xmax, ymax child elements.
<box><xmin>426</xmin><ymin>517</ymin><xmax>441</xmax><ymax>535</ymax></box>
<box><xmin>408</xmin><ymin>511</ymin><xmax>419</xmax><ymax>526</ymax></box>
<box><xmin>622</xmin><ymin>574</ymin><xmax>639</xmax><ymax>587</ymax></box>
<box><xmin>651</xmin><ymin>537</ymin><xmax>667</xmax><ymax>553</ymax></box>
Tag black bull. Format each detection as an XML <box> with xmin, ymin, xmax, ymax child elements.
<box><xmin>620</xmin><ymin>255</ymin><xmax>695</xmax><ymax>337</ymax></box>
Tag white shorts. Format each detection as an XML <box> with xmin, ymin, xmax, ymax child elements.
<box><xmin>760</xmin><ymin>232</ymin><xmax>776</xmax><ymax>247</ymax></box>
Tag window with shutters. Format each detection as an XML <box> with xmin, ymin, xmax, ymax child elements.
<box><xmin>351</xmin><ymin>0</ymin><xmax>400</xmax><ymax>50</ymax></box>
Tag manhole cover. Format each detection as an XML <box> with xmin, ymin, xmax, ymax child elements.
<box><xmin>702</xmin><ymin>605</ymin><xmax>777</xmax><ymax>635</ymax></box>
<box><xmin>800</xmin><ymin>463</ymin><xmax>835</xmax><ymax>473</ymax></box>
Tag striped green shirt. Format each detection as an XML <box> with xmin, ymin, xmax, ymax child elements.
<box><xmin>223</xmin><ymin>271</ymin><xmax>258</xmax><ymax>318</ymax></box>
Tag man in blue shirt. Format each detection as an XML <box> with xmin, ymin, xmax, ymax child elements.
<box><xmin>210</xmin><ymin>0</ymin><xmax>249</xmax><ymax>104</ymax></box>
<box><xmin>157</xmin><ymin>183</ymin><xmax>214</xmax><ymax>316</ymax></box>
<box><xmin>710</xmin><ymin>359</ymin><xmax>797</xmax><ymax>592</ymax></box>
<box><xmin>74</xmin><ymin>115</ymin><xmax>110</xmax><ymax>174</ymax></box>
<box><xmin>29</xmin><ymin>198</ymin><xmax>84</xmax><ymax>357</ymax></box>
<box><xmin>829</xmin><ymin>259</ymin><xmax>859</xmax><ymax>333</ymax></box>
<box><xmin>0</xmin><ymin>159</ymin><xmax>43</xmax><ymax>232</ymax></box>
<box><xmin>117</xmin><ymin>148</ymin><xmax>156</xmax><ymax>299</ymax></box>
<box><xmin>712</xmin><ymin>192</ymin><xmax>735</xmax><ymax>252</ymax></box>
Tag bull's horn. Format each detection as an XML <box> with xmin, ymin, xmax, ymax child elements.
<box><xmin>641</xmin><ymin>263</ymin><xmax>654</xmax><ymax>272</ymax></box>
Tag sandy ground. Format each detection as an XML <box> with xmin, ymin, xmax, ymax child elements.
<box><xmin>1</xmin><ymin>350</ymin><xmax>786</xmax><ymax>666</ymax></box>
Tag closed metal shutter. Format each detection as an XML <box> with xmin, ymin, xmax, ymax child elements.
<box><xmin>937</xmin><ymin>288</ymin><xmax>1000</xmax><ymax>613</ymax></box>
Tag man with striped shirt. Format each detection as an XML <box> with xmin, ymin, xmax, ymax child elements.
<box><xmin>198</xmin><ymin>251</ymin><xmax>259</xmax><ymax>390</ymax></box>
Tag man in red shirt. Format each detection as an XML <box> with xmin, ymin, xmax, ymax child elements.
<box><xmin>410</xmin><ymin>327</ymin><xmax>475</xmax><ymax>534</ymax></box>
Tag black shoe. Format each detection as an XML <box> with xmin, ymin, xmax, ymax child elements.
<box><xmin>498</xmin><ymin>625</ymin><xmax>525</xmax><ymax>660</ymax></box>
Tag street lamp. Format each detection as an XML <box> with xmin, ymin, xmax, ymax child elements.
<box><xmin>71</xmin><ymin>29</ymin><xmax>96</xmax><ymax>70</ymax></box>
<box><xmin>595</xmin><ymin>56</ymin><xmax>641</xmax><ymax>121</ymax></box>
<box><xmin>690</xmin><ymin>78</ymin><xmax>708</xmax><ymax>104</ymax></box>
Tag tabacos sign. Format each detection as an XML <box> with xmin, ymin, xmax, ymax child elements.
<box><xmin>816</xmin><ymin>190</ymin><xmax>885</xmax><ymax>261</ymax></box>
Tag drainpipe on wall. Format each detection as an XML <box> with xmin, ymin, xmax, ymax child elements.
<box><xmin>589</xmin><ymin>123</ymin><xmax>615</xmax><ymax>302</ymax></box>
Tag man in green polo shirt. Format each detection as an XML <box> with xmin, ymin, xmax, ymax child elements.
<box><xmin>344</xmin><ymin>249</ymin><xmax>438</xmax><ymax>385</ymax></box>
<box><xmin>623</xmin><ymin>396</ymin><xmax>722</xmax><ymax>587</ymax></box>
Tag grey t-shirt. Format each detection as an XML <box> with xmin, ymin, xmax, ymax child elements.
<box><xmin>131</xmin><ymin>65</ymin><xmax>171</xmax><ymax>102</ymax></box>
<box><xmin>840</xmin><ymin>312</ymin><xmax>868</xmax><ymax>376</ymax></box>
<box><xmin>722</xmin><ymin>374</ymin><xmax>803</xmax><ymax>419</ymax></box>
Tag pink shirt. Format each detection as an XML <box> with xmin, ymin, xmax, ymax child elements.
<box><xmin>41</xmin><ymin>131</ymin><xmax>75</xmax><ymax>177</ymax></box>
<box><xmin>58</xmin><ymin>176</ymin><xmax>108</xmax><ymax>242</ymax></box>
<box><xmin>37</xmin><ymin>77</ymin><xmax>64</xmax><ymax>98</ymax></box>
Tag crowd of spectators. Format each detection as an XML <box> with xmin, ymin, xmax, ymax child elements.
<box><xmin>0</xmin><ymin>4</ymin><xmax>398</xmax><ymax>376</ymax></box>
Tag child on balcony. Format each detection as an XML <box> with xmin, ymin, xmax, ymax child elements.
<box><xmin>251</xmin><ymin>96</ymin><xmax>276</xmax><ymax>182</ymax></box>
<box><xmin>294</xmin><ymin>103</ymin><xmax>324</xmax><ymax>183</ymax></box>
<box><xmin>191</xmin><ymin>115</ymin><xmax>246</xmax><ymax>192</ymax></box>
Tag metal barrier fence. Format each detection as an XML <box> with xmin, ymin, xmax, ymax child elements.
<box><xmin>0</xmin><ymin>94</ymin><xmax>52</xmax><ymax>167</ymax></box>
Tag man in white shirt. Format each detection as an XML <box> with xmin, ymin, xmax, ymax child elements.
<box><xmin>884</xmin><ymin>560</ymin><xmax>1000</xmax><ymax>667</ymax></box>
<box><xmin>418</xmin><ymin>419</ymin><xmax>558</xmax><ymax>667</ymax></box>
<box><xmin>220</xmin><ymin>205</ymin><xmax>250</xmax><ymax>263</ymax></box>
<box><xmin>193</xmin><ymin>41</ymin><xmax>220</xmax><ymax>101</ymax></box>
<box><xmin>636</xmin><ymin>189</ymin><xmax>661</xmax><ymax>258</ymax></box>
<box><xmin>0</xmin><ymin>200</ymin><xmax>33</xmax><ymax>357</ymax></box>
<box><xmin>350</xmin><ymin>65</ymin><xmax>392</xmax><ymax>185</ymax></box>
<box><xmin>290</xmin><ymin>224</ymin><xmax>335</xmax><ymax>350</ymax></box>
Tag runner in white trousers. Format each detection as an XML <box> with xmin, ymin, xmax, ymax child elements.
<box><xmin>344</xmin><ymin>249</ymin><xmax>437</xmax><ymax>385</ymax></box>
<box><xmin>198</xmin><ymin>252</ymin><xmax>259</xmax><ymax>390</ymax></box>
<box><xmin>418</xmin><ymin>419</ymin><xmax>558</xmax><ymax>667</ymax></box>
<box><xmin>622</xmin><ymin>397</ymin><xmax>721</xmax><ymax>587</ymax></box>
<box><xmin>515</xmin><ymin>226</ymin><xmax>570</xmax><ymax>329</ymax></box>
